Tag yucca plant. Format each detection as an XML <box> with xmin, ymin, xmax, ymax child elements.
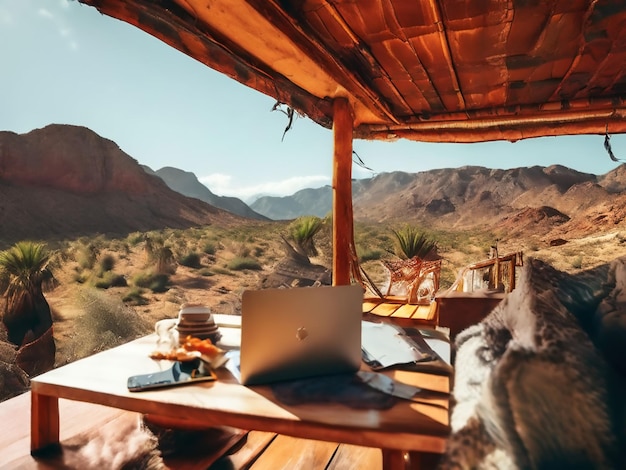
<box><xmin>0</xmin><ymin>241</ymin><xmax>54</xmax><ymax>346</ymax></box>
<box><xmin>289</xmin><ymin>216</ymin><xmax>324</xmax><ymax>257</ymax></box>
<box><xmin>391</xmin><ymin>226</ymin><xmax>437</xmax><ymax>260</ymax></box>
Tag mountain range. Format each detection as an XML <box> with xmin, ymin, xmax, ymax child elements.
<box><xmin>1</xmin><ymin>124</ymin><xmax>625</xmax><ymax>246</ymax></box>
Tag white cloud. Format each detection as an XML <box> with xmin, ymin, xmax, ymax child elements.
<box><xmin>201</xmin><ymin>173</ymin><xmax>232</xmax><ymax>189</ymax></box>
<box><xmin>38</xmin><ymin>8</ymin><xmax>54</xmax><ymax>19</ymax></box>
<box><xmin>200</xmin><ymin>173</ymin><xmax>330</xmax><ymax>201</ymax></box>
<box><xmin>37</xmin><ymin>4</ymin><xmax>78</xmax><ymax>51</ymax></box>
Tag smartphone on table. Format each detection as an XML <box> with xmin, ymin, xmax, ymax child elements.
<box><xmin>127</xmin><ymin>358</ymin><xmax>216</xmax><ymax>392</ymax></box>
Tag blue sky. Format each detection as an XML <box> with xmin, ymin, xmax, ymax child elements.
<box><xmin>1</xmin><ymin>0</ymin><xmax>624</xmax><ymax>202</ymax></box>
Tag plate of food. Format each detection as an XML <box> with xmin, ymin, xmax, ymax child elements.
<box><xmin>149</xmin><ymin>335</ymin><xmax>228</xmax><ymax>369</ymax></box>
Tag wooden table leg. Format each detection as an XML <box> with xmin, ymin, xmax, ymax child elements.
<box><xmin>381</xmin><ymin>449</ymin><xmax>408</xmax><ymax>470</ymax></box>
<box><xmin>30</xmin><ymin>391</ymin><xmax>60</xmax><ymax>456</ymax></box>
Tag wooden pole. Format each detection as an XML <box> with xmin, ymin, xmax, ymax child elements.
<box><xmin>332</xmin><ymin>98</ymin><xmax>354</xmax><ymax>286</ymax></box>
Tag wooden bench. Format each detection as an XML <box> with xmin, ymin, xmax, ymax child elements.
<box><xmin>0</xmin><ymin>391</ymin><xmax>387</xmax><ymax>469</ymax></box>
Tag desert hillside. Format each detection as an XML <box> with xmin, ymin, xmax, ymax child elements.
<box><xmin>0</xmin><ymin>125</ymin><xmax>243</xmax><ymax>247</ymax></box>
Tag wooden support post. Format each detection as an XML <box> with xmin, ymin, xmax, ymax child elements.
<box><xmin>332</xmin><ymin>98</ymin><xmax>354</xmax><ymax>286</ymax></box>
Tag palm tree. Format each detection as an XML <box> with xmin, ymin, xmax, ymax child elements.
<box><xmin>391</xmin><ymin>226</ymin><xmax>437</xmax><ymax>260</ymax></box>
<box><xmin>0</xmin><ymin>241</ymin><xmax>54</xmax><ymax>346</ymax></box>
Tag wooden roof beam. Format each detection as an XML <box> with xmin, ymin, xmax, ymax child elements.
<box><xmin>359</xmin><ymin>103</ymin><xmax>626</xmax><ymax>142</ymax></box>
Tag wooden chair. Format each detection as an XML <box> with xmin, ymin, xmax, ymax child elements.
<box><xmin>381</xmin><ymin>257</ymin><xmax>442</xmax><ymax>305</ymax></box>
<box><xmin>356</xmin><ymin>255</ymin><xmax>442</xmax><ymax>328</ymax></box>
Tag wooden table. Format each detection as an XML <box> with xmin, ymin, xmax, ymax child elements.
<box><xmin>30</xmin><ymin>330</ymin><xmax>450</xmax><ymax>469</ymax></box>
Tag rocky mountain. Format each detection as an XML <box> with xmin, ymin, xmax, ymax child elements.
<box><xmin>146</xmin><ymin>166</ymin><xmax>268</xmax><ymax>221</ymax></box>
<box><xmin>252</xmin><ymin>164</ymin><xmax>626</xmax><ymax>238</ymax></box>
<box><xmin>2</xmin><ymin>124</ymin><xmax>624</xmax><ymax>246</ymax></box>
<box><xmin>0</xmin><ymin>125</ymin><xmax>242</xmax><ymax>246</ymax></box>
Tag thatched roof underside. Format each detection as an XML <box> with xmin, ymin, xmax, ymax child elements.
<box><xmin>79</xmin><ymin>0</ymin><xmax>626</xmax><ymax>143</ymax></box>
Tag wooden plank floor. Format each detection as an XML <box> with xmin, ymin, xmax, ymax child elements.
<box><xmin>0</xmin><ymin>391</ymin><xmax>383</xmax><ymax>470</ymax></box>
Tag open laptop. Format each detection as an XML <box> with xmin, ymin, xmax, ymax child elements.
<box><xmin>239</xmin><ymin>284</ymin><xmax>363</xmax><ymax>385</ymax></box>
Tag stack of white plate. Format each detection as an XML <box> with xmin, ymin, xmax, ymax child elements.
<box><xmin>175</xmin><ymin>304</ymin><xmax>221</xmax><ymax>345</ymax></box>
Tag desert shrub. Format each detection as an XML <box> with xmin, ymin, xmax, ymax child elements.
<box><xmin>359</xmin><ymin>248</ymin><xmax>383</xmax><ymax>262</ymax></box>
<box><xmin>65</xmin><ymin>288</ymin><xmax>152</xmax><ymax>361</ymax></box>
<box><xmin>203</xmin><ymin>242</ymin><xmax>217</xmax><ymax>255</ymax></box>
<box><xmin>199</xmin><ymin>268</ymin><xmax>215</xmax><ymax>277</ymax></box>
<box><xmin>122</xmin><ymin>287</ymin><xmax>149</xmax><ymax>306</ymax></box>
<box><xmin>213</xmin><ymin>267</ymin><xmax>234</xmax><ymax>276</ymax></box>
<box><xmin>93</xmin><ymin>272</ymin><xmax>127</xmax><ymax>289</ymax></box>
<box><xmin>227</xmin><ymin>257</ymin><xmax>261</xmax><ymax>271</ymax></box>
<box><xmin>98</xmin><ymin>254</ymin><xmax>116</xmax><ymax>273</ymax></box>
<box><xmin>133</xmin><ymin>272</ymin><xmax>170</xmax><ymax>293</ymax></box>
<box><xmin>253</xmin><ymin>245</ymin><xmax>265</xmax><ymax>257</ymax></box>
<box><xmin>179</xmin><ymin>252</ymin><xmax>202</xmax><ymax>269</ymax></box>
<box><xmin>72</xmin><ymin>271</ymin><xmax>89</xmax><ymax>284</ymax></box>
<box><xmin>571</xmin><ymin>256</ymin><xmax>583</xmax><ymax>269</ymax></box>
<box><xmin>127</xmin><ymin>232</ymin><xmax>145</xmax><ymax>246</ymax></box>
<box><xmin>76</xmin><ymin>243</ymin><xmax>99</xmax><ymax>270</ymax></box>
<box><xmin>236</xmin><ymin>244</ymin><xmax>251</xmax><ymax>258</ymax></box>
<box><xmin>144</xmin><ymin>236</ymin><xmax>177</xmax><ymax>274</ymax></box>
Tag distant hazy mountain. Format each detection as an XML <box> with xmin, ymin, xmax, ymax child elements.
<box><xmin>250</xmin><ymin>164</ymin><xmax>626</xmax><ymax>238</ymax></box>
<box><xmin>146</xmin><ymin>166</ymin><xmax>268</xmax><ymax>221</ymax></box>
<box><xmin>251</xmin><ymin>186</ymin><xmax>333</xmax><ymax>220</ymax></box>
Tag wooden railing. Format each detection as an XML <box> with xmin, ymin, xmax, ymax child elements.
<box><xmin>451</xmin><ymin>251</ymin><xmax>523</xmax><ymax>294</ymax></box>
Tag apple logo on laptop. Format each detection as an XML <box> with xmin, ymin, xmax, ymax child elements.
<box><xmin>296</xmin><ymin>327</ymin><xmax>309</xmax><ymax>341</ymax></box>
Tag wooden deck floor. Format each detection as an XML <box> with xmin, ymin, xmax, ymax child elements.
<box><xmin>0</xmin><ymin>391</ymin><xmax>386</xmax><ymax>469</ymax></box>
<box><xmin>363</xmin><ymin>297</ymin><xmax>438</xmax><ymax>329</ymax></box>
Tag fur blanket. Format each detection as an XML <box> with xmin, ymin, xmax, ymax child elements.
<box><xmin>440</xmin><ymin>257</ymin><xmax>626</xmax><ymax>469</ymax></box>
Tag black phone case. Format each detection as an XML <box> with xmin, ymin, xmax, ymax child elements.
<box><xmin>127</xmin><ymin>359</ymin><xmax>216</xmax><ymax>392</ymax></box>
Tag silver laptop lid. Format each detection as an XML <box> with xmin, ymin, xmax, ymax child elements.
<box><xmin>240</xmin><ymin>285</ymin><xmax>363</xmax><ymax>385</ymax></box>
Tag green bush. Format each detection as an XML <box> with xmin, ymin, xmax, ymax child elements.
<box><xmin>133</xmin><ymin>272</ymin><xmax>170</xmax><ymax>293</ymax></box>
<box><xmin>179</xmin><ymin>252</ymin><xmax>202</xmax><ymax>269</ymax></box>
<box><xmin>227</xmin><ymin>257</ymin><xmax>262</xmax><ymax>271</ymax></box>
<box><xmin>127</xmin><ymin>232</ymin><xmax>145</xmax><ymax>246</ymax></box>
<box><xmin>359</xmin><ymin>248</ymin><xmax>383</xmax><ymax>262</ymax></box>
<box><xmin>203</xmin><ymin>242</ymin><xmax>217</xmax><ymax>255</ymax></box>
<box><xmin>98</xmin><ymin>254</ymin><xmax>116</xmax><ymax>273</ymax></box>
<box><xmin>213</xmin><ymin>266</ymin><xmax>234</xmax><ymax>276</ymax></box>
<box><xmin>93</xmin><ymin>272</ymin><xmax>127</xmax><ymax>289</ymax></box>
<box><xmin>122</xmin><ymin>287</ymin><xmax>149</xmax><ymax>306</ymax></box>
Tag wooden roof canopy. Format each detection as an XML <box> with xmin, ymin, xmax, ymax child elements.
<box><xmin>79</xmin><ymin>0</ymin><xmax>626</xmax><ymax>142</ymax></box>
<box><xmin>78</xmin><ymin>0</ymin><xmax>626</xmax><ymax>284</ymax></box>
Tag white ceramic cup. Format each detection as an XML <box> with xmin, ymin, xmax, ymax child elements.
<box><xmin>154</xmin><ymin>319</ymin><xmax>178</xmax><ymax>350</ymax></box>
